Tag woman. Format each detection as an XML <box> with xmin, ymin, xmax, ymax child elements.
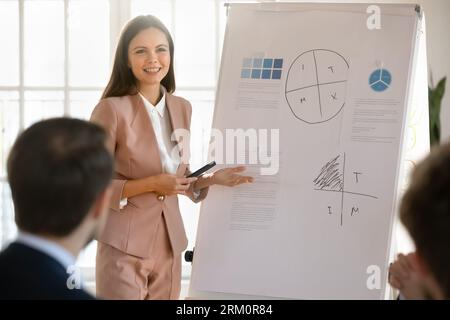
<box><xmin>91</xmin><ymin>15</ymin><xmax>253</xmax><ymax>300</ymax></box>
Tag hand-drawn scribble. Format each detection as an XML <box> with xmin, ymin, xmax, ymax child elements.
<box><xmin>313</xmin><ymin>155</ymin><xmax>343</xmax><ymax>191</ymax></box>
<box><xmin>313</xmin><ymin>153</ymin><xmax>378</xmax><ymax>226</ymax></box>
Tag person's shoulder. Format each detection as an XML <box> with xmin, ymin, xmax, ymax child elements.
<box><xmin>0</xmin><ymin>242</ymin><xmax>31</xmax><ymax>263</ymax></box>
<box><xmin>166</xmin><ymin>93</ymin><xmax>192</xmax><ymax>114</ymax></box>
<box><xmin>0</xmin><ymin>243</ymin><xmax>15</xmax><ymax>271</ymax></box>
<box><xmin>167</xmin><ymin>92</ymin><xmax>190</xmax><ymax>105</ymax></box>
<box><xmin>97</xmin><ymin>95</ymin><xmax>137</xmax><ymax>109</ymax></box>
<box><xmin>0</xmin><ymin>242</ymin><xmax>96</xmax><ymax>300</ymax></box>
<box><xmin>0</xmin><ymin>242</ymin><xmax>64</xmax><ymax>273</ymax></box>
<box><xmin>94</xmin><ymin>94</ymin><xmax>140</xmax><ymax>119</ymax></box>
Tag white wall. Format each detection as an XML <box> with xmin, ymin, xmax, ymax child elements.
<box><xmin>386</xmin><ymin>0</ymin><xmax>450</xmax><ymax>141</ymax></box>
<box><xmin>416</xmin><ymin>0</ymin><xmax>450</xmax><ymax>141</ymax></box>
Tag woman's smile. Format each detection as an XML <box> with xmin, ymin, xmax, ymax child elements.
<box><xmin>143</xmin><ymin>67</ymin><xmax>162</xmax><ymax>73</ymax></box>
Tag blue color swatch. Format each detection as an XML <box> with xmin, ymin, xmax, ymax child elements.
<box><xmin>262</xmin><ymin>69</ymin><xmax>271</xmax><ymax>79</ymax></box>
<box><xmin>253</xmin><ymin>58</ymin><xmax>263</xmax><ymax>68</ymax></box>
<box><xmin>251</xmin><ymin>69</ymin><xmax>262</xmax><ymax>79</ymax></box>
<box><xmin>263</xmin><ymin>59</ymin><xmax>273</xmax><ymax>68</ymax></box>
<box><xmin>241</xmin><ymin>57</ymin><xmax>283</xmax><ymax>80</ymax></box>
<box><xmin>241</xmin><ymin>69</ymin><xmax>251</xmax><ymax>78</ymax></box>
<box><xmin>273</xmin><ymin>59</ymin><xmax>283</xmax><ymax>69</ymax></box>
<box><xmin>272</xmin><ymin>69</ymin><xmax>282</xmax><ymax>80</ymax></box>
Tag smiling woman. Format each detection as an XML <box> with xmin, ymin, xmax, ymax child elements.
<box><xmin>90</xmin><ymin>14</ymin><xmax>253</xmax><ymax>300</ymax></box>
<box><xmin>128</xmin><ymin>28</ymin><xmax>171</xmax><ymax>101</ymax></box>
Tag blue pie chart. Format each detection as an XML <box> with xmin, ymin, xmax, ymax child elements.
<box><xmin>369</xmin><ymin>69</ymin><xmax>391</xmax><ymax>92</ymax></box>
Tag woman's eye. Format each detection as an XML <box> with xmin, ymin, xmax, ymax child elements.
<box><xmin>157</xmin><ymin>47</ymin><xmax>167</xmax><ymax>52</ymax></box>
<box><xmin>135</xmin><ymin>49</ymin><xmax>145</xmax><ymax>54</ymax></box>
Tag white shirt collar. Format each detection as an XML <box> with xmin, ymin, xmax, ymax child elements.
<box><xmin>16</xmin><ymin>231</ymin><xmax>76</xmax><ymax>270</ymax></box>
<box><xmin>139</xmin><ymin>88</ymin><xmax>166</xmax><ymax>118</ymax></box>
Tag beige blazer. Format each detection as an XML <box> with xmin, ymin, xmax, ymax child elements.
<box><xmin>91</xmin><ymin>92</ymin><xmax>208</xmax><ymax>258</ymax></box>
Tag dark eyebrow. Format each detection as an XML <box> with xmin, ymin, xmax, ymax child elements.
<box><xmin>131</xmin><ymin>46</ymin><xmax>147</xmax><ymax>51</ymax></box>
<box><xmin>131</xmin><ymin>44</ymin><xmax>168</xmax><ymax>51</ymax></box>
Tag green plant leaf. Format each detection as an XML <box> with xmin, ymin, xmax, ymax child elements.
<box><xmin>428</xmin><ymin>77</ymin><xmax>446</xmax><ymax>145</ymax></box>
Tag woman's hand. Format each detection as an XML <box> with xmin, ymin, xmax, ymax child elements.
<box><xmin>151</xmin><ymin>174</ymin><xmax>197</xmax><ymax>196</ymax></box>
<box><xmin>212</xmin><ymin>166</ymin><xmax>254</xmax><ymax>187</ymax></box>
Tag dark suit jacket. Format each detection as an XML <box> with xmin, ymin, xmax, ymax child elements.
<box><xmin>0</xmin><ymin>242</ymin><xmax>94</xmax><ymax>300</ymax></box>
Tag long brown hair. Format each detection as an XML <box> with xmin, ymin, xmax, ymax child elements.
<box><xmin>102</xmin><ymin>15</ymin><xmax>175</xmax><ymax>99</ymax></box>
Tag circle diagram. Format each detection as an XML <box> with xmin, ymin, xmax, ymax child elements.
<box><xmin>369</xmin><ymin>69</ymin><xmax>392</xmax><ymax>92</ymax></box>
<box><xmin>285</xmin><ymin>49</ymin><xmax>349</xmax><ymax>124</ymax></box>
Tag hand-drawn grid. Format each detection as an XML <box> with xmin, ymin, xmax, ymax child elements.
<box><xmin>285</xmin><ymin>49</ymin><xmax>349</xmax><ymax>124</ymax></box>
<box><xmin>313</xmin><ymin>153</ymin><xmax>378</xmax><ymax>226</ymax></box>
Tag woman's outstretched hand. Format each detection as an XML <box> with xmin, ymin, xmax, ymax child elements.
<box><xmin>212</xmin><ymin>166</ymin><xmax>254</xmax><ymax>187</ymax></box>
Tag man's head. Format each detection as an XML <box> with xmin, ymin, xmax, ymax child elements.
<box><xmin>7</xmin><ymin>118</ymin><xmax>113</xmax><ymax>245</ymax></box>
<box><xmin>400</xmin><ymin>141</ymin><xmax>450</xmax><ymax>299</ymax></box>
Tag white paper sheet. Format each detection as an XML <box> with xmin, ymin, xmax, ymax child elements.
<box><xmin>189</xmin><ymin>3</ymin><xmax>427</xmax><ymax>300</ymax></box>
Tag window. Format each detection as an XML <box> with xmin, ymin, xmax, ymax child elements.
<box><xmin>0</xmin><ymin>0</ymin><xmax>109</xmax><ymax>264</ymax></box>
<box><xmin>0</xmin><ymin>0</ymin><xmax>248</xmax><ymax>282</ymax></box>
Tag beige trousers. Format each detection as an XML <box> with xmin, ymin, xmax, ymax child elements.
<box><xmin>95</xmin><ymin>216</ymin><xmax>181</xmax><ymax>300</ymax></box>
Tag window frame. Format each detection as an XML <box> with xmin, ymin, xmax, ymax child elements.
<box><xmin>0</xmin><ymin>0</ymin><xmax>231</xmax><ymax>283</ymax></box>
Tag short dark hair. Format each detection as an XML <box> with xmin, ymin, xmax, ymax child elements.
<box><xmin>400</xmin><ymin>141</ymin><xmax>450</xmax><ymax>298</ymax></box>
<box><xmin>7</xmin><ymin>118</ymin><xmax>113</xmax><ymax>237</ymax></box>
<box><xmin>102</xmin><ymin>15</ymin><xmax>176</xmax><ymax>99</ymax></box>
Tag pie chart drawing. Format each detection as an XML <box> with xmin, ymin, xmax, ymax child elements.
<box><xmin>369</xmin><ymin>68</ymin><xmax>392</xmax><ymax>92</ymax></box>
<box><xmin>285</xmin><ymin>49</ymin><xmax>349</xmax><ymax>124</ymax></box>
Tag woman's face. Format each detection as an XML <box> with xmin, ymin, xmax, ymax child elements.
<box><xmin>128</xmin><ymin>27</ymin><xmax>170</xmax><ymax>89</ymax></box>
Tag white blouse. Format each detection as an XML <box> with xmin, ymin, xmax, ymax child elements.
<box><xmin>119</xmin><ymin>89</ymin><xmax>183</xmax><ymax>209</ymax></box>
